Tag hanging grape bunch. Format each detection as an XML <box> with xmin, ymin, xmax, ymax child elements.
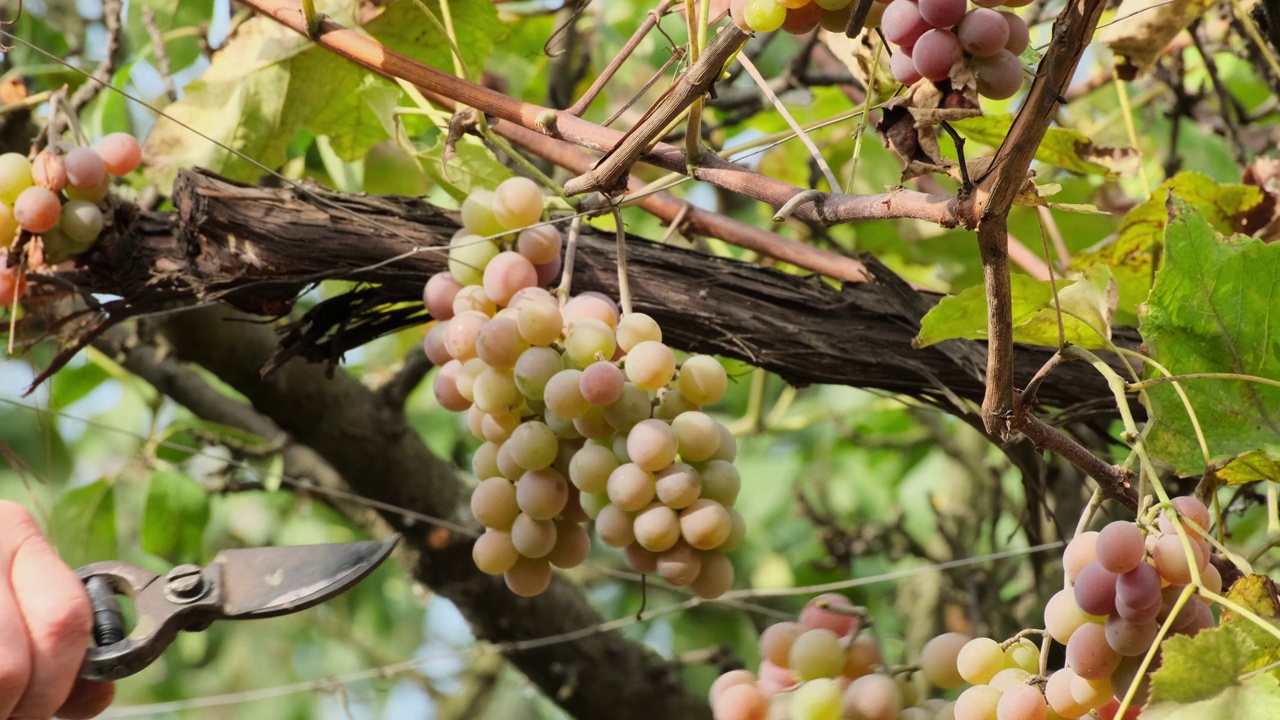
<box><xmin>0</xmin><ymin>133</ymin><xmax>142</xmax><ymax>286</ymax></box>
<box><xmin>730</xmin><ymin>0</ymin><xmax>1031</xmax><ymax>101</ymax></box>
<box><xmin>421</xmin><ymin>178</ymin><xmax>742</xmax><ymax>599</ymax></box>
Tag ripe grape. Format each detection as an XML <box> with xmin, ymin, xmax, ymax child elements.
<box><xmin>627</xmin><ymin>419</ymin><xmax>679</xmax><ymax>472</ymax></box>
<box><xmin>64</xmin><ymin>176</ymin><xmax>110</xmax><ymax>203</ymax></box>
<box><xmin>624</xmin><ymin>341</ymin><xmax>676</xmax><ymax>391</ymax></box>
<box><xmin>547</xmin><ymin>519</ymin><xmax>590</xmax><ymax>568</ymax></box>
<box><xmin>504</xmin><ymin>555</ymin><xmax>552</xmax><ymax>597</ymax></box>
<box><xmin>712</xmin><ymin>423</ymin><xmax>737</xmax><ymax>462</ymax></box>
<box><xmin>1103</xmin><ymin>614</ymin><xmax>1157</xmax><ymax>656</ymax></box>
<box><xmin>1004</xmin><ymin>638</ymin><xmax>1039</xmax><ymax>674</ymax></box>
<box><xmin>792</xmin><ymin>677</ymin><xmax>843</xmax><ymax>720</ymax></box>
<box><xmin>633</xmin><ymin>502</ymin><xmax>681</xmax><ymax>552</ymax></box>
<box><xmin>679</xmin><ymin>498</ymin><xmax>732</xmax><ymax>550</ymax></box>
<box><xmin>690</xmin><ymin>552</ymin><xmax>734</xmax><ymax>598</ymax></box>
<box><xmin>471</xmin><ymin>477</ymin><xmax>519</xmax><ymax>529</ymax></box>
<box><xmin>791</xmin><ymin>628</ymin><xmax>846</xmax><ymax>679</ymax></box>
<box><xmin>819</xmin><ymin>3</ymin><xmax>856</xmax><ymax>32</ymax></box>
<box><xmin>460</xmin><ymin>189</ymin><xmax>504</xmax><ymax>237</ymax></box>
<box><xmin>842</xmin><ymin>673</ymin><xmax>902</xmax><ymax>720</ymax></box>
<box><xmin>957</xmin><ymin>637</ymin><xmax>1004</xmax><ymax>685</ymax></box>
<box><xmin>565</xmin><ymin>318</ymin><xmax>617</xmax><ymax>367</ymax></box>
<box><xmin>1151</xmin><ymin>534</ymin><xmax>1208</xmax><ymax>585</ymax></box>
<box><xmin>698</xmin><ymin>459</ymin><xmax>742</xmax><ymax>506</ymax></box>
<box><xmin>1072</xmin><ymin>561</ymin><xmax>1118</xmax><ymax>616</ymax></box>
<box><xmin>988</xmin><ymin>667</ymin><xmax>1030</xmax><ymax>692</ymax></box>
<box><xmin>563</xmin><ymin>292</ymin><xmax>619</xmax><ymax>328</ymax></box>
<box><xmin>1065</xmin><ymin>622</ymin><xmax>1121</xmax><ymax>679</ymax></box>
<box><xmin>507</xmin><ymin>421</ymin><xmax>559</xmax><ymax>470</ymax></box>
<box><xmin>624</xmin><ymin>541</ymin><xmax>658</xmax><ymax>572</ymax></box>
<box><xmin>1201</xmin><ymin>560</ymin><xmax>1222</xmax><ymax>594</ymax></box>
<box><xmin>569</xmin><ymin>444</ymin><xmax>618</xmax><ymax>494</ymax></box>
<box><xmin>710</xmin><ymin>669</ymin><xmax>757</xmax><ymax>704</ymax></box>
<box><xmin>514</xmin><ymin>346</ymin><xmax>564</xmax><ymax>400</ymax></box>
<box><xmin>64</xmin><ymin>147</ymin><xmax>107</xmax><ymax>191</ymax></box>
<box><xmin>595</xmin><ymin>502</ymin><xmax>634</xmax><ymax>547</ymax></box>
<box><xmin>1044</xmin><ymin>669</ymin><xmax>1089</xmax><ymax>718</ymax></box>
<box><xmin>517</xmin><ymin>300</ymin><xmax>563</xmax><ymax>347</ymax></box>
<box><xmin>655</xmin><ymin>463</ymin><xmax>701</xmax><ymax>509</ymax></box>
<box><xmin>545</xmin><ymin>369</ymin><xmax>591</xmax><ymax>418</ymax></box>
<box><xmin>677</xmin><ymin>355</ymin><xmax>728</xmax><ymax>405</ymax></box>
<box><xmin>890</xmin><ymin>49</ymin><xmax>923</xmax><ymax>85</ymax></box>
<box><xmin>607</xmin><ymin>463</ymin><xmax>657</xmax><ymax>512</ymax></box>
<box><xmin>603</xmin><ymin>382</ymin><xmax>652</xmax><ymax>433</ymax></box>
<box><xmin>573</xmin><ymin>405</ymin><xmax>615</xmax><ymax>439</ymax></box>
<box><xmin>800</xmin><ymin>594</ymin><xmax>857</xmax><ymax>636</ymax></box>
<box><xmin>424</xmin><ymin>272</ymin><xmax>462</xmax><ymax>320</ymax></box>
<box><xmin>743</xmin><ymin>0</ymin><xmax>787</xmax><ymax>32</ymax></box>
<box><xmin>1157</xmin><ymin>585</ymin><xmax>1197</xmax><ymax>630</ymax></box>
<box><xmin>761</xmin><ymin>621</ymin><xmax>805</xmax><ymax>667</ymax></box>
<box><xmin>1096</xmin><ymin>521</ymin><xmax>1145</xmax><ymax>574</ymax></box>
<box><xmin>476</xmin><ymin>317</ymin><xmax>528</xmax><ymax>370</ymax></box>
<box><xmin>449</xmin><ymin>235</ymin><xmax>501</xmax><ymax>286</ymax></box>
<box><xmin>918</xmin><ymin>0</ymin><xmax>966</xmax><ymax>27</ymax></box>
<box><xmin>655</xmin><ymin>388</ymin><xmax>698</xmax><ymax>421</ymax></box>
<box><xmin>913</xmin><ymin>28</ymin><xmax>962</xmax><ymax>82</ymax></box>
<box><xmin>996</xmin><ymin>685</ymin><xmax>1047</xmax><ymax>720</ymax></box>
<box><xmin>670</xmin><ymin>411</ymin><xmax>720</xmax><ymax>463</ymax></box>
<box><xmin>453</xmin><ymin>284</ymin><xmax>497</xmax><ymax>317</ymax></box>
<box><xmin>472</xmin><ymin>366</ymin><xmax>521</xmax><ymax>414</ymax></box>
<box><xmin>1063</xmin><ymin>531</ymin><xmax>1099</xmax><ymax>582</ymax></box>
<box><xmin>844</xmin><ymin>634</ymin><xmax>881</xmax><ymax>678</ymax></box>
<box><xmin>1157</xmin><ymin>495</ymin><xmax>1210</xmax><ymax>534</ymax></box>
<box><xmin>1114</xmin><ymin>561</ymin><xmax>1161</xmax><ymax>613</ymax></box>
<box><xmin>0</xmin><ymin>265</ymin><xmax>25</xmax><ymax>308</ymax></box>
<box><xmin>492</xmin><ymin>177</ymin><xmax>543</xmax><ymax>230</ymax></box>
<box><xmin>0</xmin><ymin>153</ymin><xmax>34</xmax><ymax>204</ymax></box>
<box><xmin>473</xmin><ymin>441</ymin><xmax>501</xmax><ymax>479</ymax></box>
<box><xmin>881</xmin><ymin>0</ymin><xmax>930</xmax><ymax>49</ymax></box>
<box><xmin>444</xmin><ymin>310</ymin><xmax>488</xmax><ymax>360</ymax></box>
<box><xmin>32</xmin><ymin>151</ymin><xmax>67</xmax><ymax>192</ymax></box>
<box><xmin>616</xmin><ymin>312</ymin><xmax>662</xmax><ymax>351</ymax></box>
<box><xmin>712</xmin><ymin>683</ymin><xmax>768</xmax><ymax>720</ymax></box>
<box><xmin>656</xmin><ymin>541</ymin><xmax>702</xmax><ymax>585</ymax></box>
<box><xmin>98</xmin><ymin>133</ymin><xmax>143</xmax><ymax>176</ymax></box>
<box><xmin>511</xmin><ymin>512</ymin><xmax>558</xmax><ymax>558</ymax></box>
<box><xmin>1069</xmin><ymin>673</ymin><xmax>1112</xmax><ymax>711</ymax></box>
<box><xmin>433</xmin><ymin>360</ymin><xmax>471</xmax><ymax>411</ymax></box>
<box><xmin>483</xmin><ymin>251</ymin><xmax>538</xmax><ymax>306</ymax></box>
<box><xmin>580</xmin><ymin>361</ymin><xmax>625</xmax><ymax>406</ymax></box>
<box><xmin>13</xmin><ymin>186</ymin><xmax>60</xmax><ymax>233</ymax></box>
<box><xmin>535</xmin><ymin>257</ymin><xmax>560</xmax><ymax>286</ymax></box>
<box><xmin>921</xmin><ymin>632</ymin><xmax>971</xmax><ymax>689</ymax></box>
<box><xmin>515</xmin><ymin>225</ymin><xmax>561</xmax><ymax>265</ymax></box>
<box><xmin>423</xmin><ymin>322</ymin><xmax>453</xmax><ymax>366</ymax></box>
<box><xmin>958</xmin><ymin>8</ymin><xmax>1010</xmax><ymax>57</ymax></box>
<box><xmin>973</xmin><ymin>50</ymin><xmax>1024</xmax><ymax>100</ymax></box>
<box><xmin>473</xmin><ymin>529</ymin><xmax>519</xmax><ymax>575</ymax></box>
<box><xmin>516</xmin><ymin>468</ymin><xmax>569</xmax><ymax>520</ymax></box>
<box><xmin>1001</xmin><ymin>11</ymin><xmax>1030</xmax><ymax>54</ymax></box>
<box><xmin>781</xmin><ymin>3</ymin><xmax>823</xmax><ymax>35</ymax></box>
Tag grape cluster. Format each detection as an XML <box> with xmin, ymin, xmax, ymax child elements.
<box><xmin>710</xmin><ymin>594</ymin><xmax>956</xmax><ymax>720</ymax></box>
<box><xmin>909</xmin><ymin>495</ymin><xmax>1218</xmax><ymax>720</ymax></box>
<box><xmin>422</xmin><ymin>179</ymin><xmax>742</xmax><ymax>599</ymax></box>
<box><xmin>0</xmin><ymin>134</ymin><xmax>141</xmax><ymax>275</ymax></box>
<box><xmin>731</xmin><ymin>0</ymin><xmax>1030</xmax><ymax>101</ymax></box>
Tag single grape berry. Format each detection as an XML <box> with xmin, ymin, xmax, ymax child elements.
<box><xmin>890</xmin><ymin>49</ymin><xmax>923</xmax><ymax>85</ymax></box>
<box><xmin>958</xmin><ymin>8</ymin><xmax>1011</xmax><ymax>58</ymax></box>
<box><xmin>64</xmin><ymin>147</ymin><xmax>107</xmax><ymax>191</ymax></box>
<box><xmin>97</xmin><ymin>133</ymin><xmax>143</xmax><ymax>176</ymax></box>
<box><xmin>973</xmin><ymin>50</ymin><xmax>1025</xmax><ymax>100</ymax></box>
<box><xmin>912</xmin><ymin>28</ymin><xmax>962</xmax><ymax>82</ymax></box>
<box><xmin>917</xmin><ymin>0</ymin><xmax>966</xmax><ymax>28</ymax></box>
<box><xmin>13</xmin><ymin>186</ymin><xmax>61</xmax><ymax>233</ymax></box>
<box><xmin>32</xmin><ymin>151</ymin><xmax>67</xmax><ymax>192</ymax></box>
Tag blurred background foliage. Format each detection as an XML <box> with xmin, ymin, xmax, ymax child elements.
<box><xmin>1</xmin><ymin>0</ymin><xmax>1278</xmax><ymax>718</ymax></box>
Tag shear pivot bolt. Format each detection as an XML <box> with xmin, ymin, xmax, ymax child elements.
<box><xmin>165</xmin><ymin>564</ymin><xmax>207</xmax><ymax>601</ymax></box>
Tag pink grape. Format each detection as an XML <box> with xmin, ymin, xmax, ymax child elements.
<box><xmin>623</xmin><ymin>541</ymin><xmax>658</xmax><ymax>572</ymax></box>
<box><xmin>730</xmin><ymin>0</ymin><xmax>753</xmax><ymax>31</ymax></box>
<box><xmin>504</xmin><ymin>556</ymin><xmax>552</xmax><ymax>597</ymax></box>
<box><xmin>607</xmin><ymin>463</ymin><xmax>656</xmax><ymax>512</ymax></box>
<box><xmin>1202</xmin><ymin>561</ymin><xmax>1222</xmax><ymax>594</ymax></box>
<box><xmin>573</xmin><ymin>405</ymin><xmax>615</xmax><ymax>439</ymax></box>
<box><xmin>691</xmin><ymin>552</ymin><xmax>734</xmax><ymax>599</ymax></box>
<box><xmin>958</xmin><ymin>8</ymin><xmax>1010</xmax><ymax>57</ymax></box>
<box><xmin>580</xmin><ymin>361</ymin><xmax>625</xmax><ymax>406</ymax></box>
<box><xmin>547</xmin><ymin>519</ymin><xmax>590</xmax><ymax>568</ymax></box>
<box><xmin>912</xmin><ymin>28</ymin><xmax>962</xmax><ymax>82</ymax></box>
<box><xmin>1002</xmin><ymin>11</ymin><xmax>1030</xmax><ymax>54</ymax></box>
<box><xmin>1151</xmin><ymin>534</ymin><xmax>1209</xmax><ymax>584</ymax></box>
<box><xmin>516</xmin><ymin>468</ymin><xmax>569</xmax><ymax>520</ymax></box>
<box><xmin>624</xmin><ymin>340</ymin><xmax>676</xmax><ymax>391</ymax></box>
<box><xmin>471</xmin><ymin>476</ymin><xmax>519</xmax><ymax>529</ymax></box>
<box><xmin>656</xmin><ymin>541</ymin><xmax>702</xmax><ymax>585</ymax></box>
<box><xmin>920</xmin><ymin>632</ymin><xmax>970</xmax><ymax>689</ymax></box>
<box><xmin>841</xmin><ymin>674</ymin><xmax>901</xmax><ymax>720</ymax></box>
<box><xmin>881</xmin><ymin>0</ymin><xmax>931</xmax><ymax>49</ymax></box>
<box><xmin>492</xmin><ymin>176</ymin><xmax>543</xmax><ymax>230</ymax></box>
<box><xmin>516</xmin><ymin>225</ymin><xmax>561</xmax><ymax>264</ymax></box>
<box><xmin>890</xmin><ymin>49</ymin><xmax>923</xmax><ymax>85</ymax></box>
<box><xmin>535</xmin><ymin>256</ymin><xmax>561</xmax><ymax>286</ymax></box>
<box><xmin>633</xmin><ymin>503</ymin><xmax>681</xmax><ymax>552</ymax></box>
<box><xmin>761</xmin><ymin>621</ymin><xmax>804</xmax><ymax>667</ymax></box>
<box><xmin>433</xmin><ymin>360</ymin><xmax>470</xmax><ymax>410</ymax></box>
<box><xmin>510</xmin><ymin>512</ymin><xmax>557</xmax><ymax>557</ymax></box>
<box><xmin>97</xmin><ymin>133</ymin><xmax>142</xmax><ymax>175</ymax></box>
<box><xmin>710</xmin><ymin>670</ymin><xmax>757</xmax><ymax>704</ymax></box>
<box><xmin>1104</xmin><ymin>614</ymin><xmax>1159</xmax><ymax>656</ymax></box>
<box><xmin>1063</xmin><ymin>531</ymin><xmax>1099</xmax><ymax>582</ymax></box>
<box><xmin>1044</xmin><ymin>587</ymin><xmax>1089</xmax><ymax>645</ymax></box>
<box><xmin>483</xmin><ymin>251</ymin><xmax>538</xmax><ymax>306</ymax></box>
<box><xmin>713</xmin><ymin>683</ymin><xmax>768</xmax><ymax>720</ymax></box>
<box><xmin>424</xmin><ymin>272</ymin><xmax>462</xmax><ymax>319</ymax></box>
<box><xmin>32</xmin><ymin>150</ymin><xmax>67</xmax><ymax>192</ymax></box>
<box><xmin>1096</xmin><ymin>521</ymin><xmax>1145</xmax><ymax>574</ymax></box>
<box><xmin>475</xmin><ymin>317</ymin><xmax>528</xmax><ymax>369</ymax></box>
<box><xmin>596</xmin><ymin>503</ymin><xmax>635</xmax><ymax>547</ymax></box>
<box><xmin>64</xmin><ymin>147</ymin><xmax>107</xmax><ymax>191</ymax></box>
<box><xmin>1157</xmin><ymin>585</ymin><xmax>1197</xmax><ymax>631</ymax></box>
<box><xmin>974</xmin><ymin>50</ymin><xmax>1025</xmax><ymax>100</ymax></box>
<box><xmin>472</xmin><ymin>529</ymin><xmax>519</xmax><ymax>575</ymax></box>
<box><xmin>799</xmin><ymin>593</ymin><xmax>857</xmax><ymax>636</ymax></box>
<box><xmin>452</xmin><ymin>285</ymin><xmax>496</xmax><ymax>316</ymax></box>
<box><xmin>997</xmin><ymin>684</ymin><xmax>1047</xmax><ymax>720</ymax></box>
<box><xmin>1157</xmin><ymin>496</ymin><xmax>1210</xmax><ymax>534</ymax></box>
<box><xmin>1070</xmin><ymin>673</ymin><xmax>1113</xmax><ymax>712</ymax></box>
<box><xmin>1073</xmin><ymin>561</ymin><xmax>1118</xmax><ymax>616</ymax></box>
<box><xmin>843</xmin><ymin>634</ymin><xmax>881</xmax><ymax>679</ymax></box>
<box><xmin>1045</xmin><ymin>670</ymin><xmax>1090</xmax><ymax>718</ymax></box>
<box><xmin>563</xmin><ymin>293</ymin><xmax>619</xmax><ymax>329</ymax></box>
<box><xmin>1065</xmin><ymin>622</ymin><xmax>1121</xmax><ymax>679</ymax></box>
<box><xmin>781</xmin><ymin>2</ymin><xmax>823</xmax><ymax>34</ymax></box>
<box><xmin>444</xmin><ymin>310</ymin><xmax>489</xmax><ymax>360</ymax></box>
<box><xmin>13</xmin><ymin>186</ymin><xmax>60</xmax><ymax>233</ymax></box>
<box><xmin>679</xmin><ymin>498</ymin><xmax>732</xmax><ymax>550</ymax></box>
<box><xmin>1115</xmin><ymin>562</ymin><xmax>1162</xmax><ymax>621</ymax></box>
<box><xmin>627</xmin><ymin>419</ymin><xmax>679</xmax><ymax>472</ymax></box>
<box><xmin>655</xmin><ymin>463</ymin><xmax>702</xmax><ymax>509</ymax></box>
<box><xmin>918</xmin><ymin>0</ymin><xmax>966</xmax><ymax>27</ymax></box>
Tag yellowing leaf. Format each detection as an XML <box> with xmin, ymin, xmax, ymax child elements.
<box><xmin>1144</xmin><ymin>674</ymin><xmax>1280</xmax><ymax>720</ymax></box>
<box><xmin>1099</xmin><ymin>0</ymin><xmax>1216</xmax><ymax>77</ymax></box>
<box><xmin>951</xmin><ymin>115</ymin><xmax>1140</xmax><ymax>178</ymax></box>
<box><xmin>1222</xmin><ymin>574</ymin><xmax>1280</xmax><ymax>625</ymax></box>
<box><xmin>1210</xmin><ymin>448</ymin><xmax>1280</xmax><ymax>486</ymax></box>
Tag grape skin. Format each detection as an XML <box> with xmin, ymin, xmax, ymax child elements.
<box><xmin>920</xmin><ymin>632</ymin><xmax>970</xmax><ymax>689</ymax></box>
<box><xmin>547</xmin><ymin>519</ymin><xmax>590</xmax><ymax>568</ymax></box>
<box><xmin>32</xmin><ymin>151</ymin><xmax>67</xmax><ymax>192</ymax></box>
<box><xmin>1096</xmin><ymin>521</ymin><xmax>1146</xmax><ymax>574</ymax></box>
<box><xmin>504</xmin><ymin>555</ymin><xmax>552</xmax><ymax>597</ymax></box>
<box><xmin>892</xmin><ymin>48</ymin><xmax>922</xmax><ymax>86</ymax></box>
<box><xmin>13</xmin><ymin>186</ymin><xmax>61</xmax><ymax>233</ymax></box>
<box><xmin>1063</xmin><ymin>531</ymin><xmax>1099</xmax><ymax>582</ymax></box>
<box><xmin>627</xmin><ymin>419</ymin><xmax>679</xmax><ymax>472</ymax></box>
<box><xmin>670</xmin><ymin>411</ymin><xmax>721</xmax><ymax>463</ymax></box>
<box><xmin>516</xmin><ymin>468</ymin><xmax>569</xmax><ymax>520</ymax></box>
<box><xmin>956</xmin><ymin>637</ymin><xmax>1004</xmax><ymax>685</ymax></box>
<box><xmin>563</xmin><ymin>293</ymin><xmax>620</xmax><ymax>329</ymax></box>
<box><xmin>881</xmin><ymin>0</ymin><xmax>931</xmax><ymax>49</ymax></box>
<box><xmin>625</xmin><ymin>341</ymin><xmax>677</xmax><ymax>391</ymax></box>
<box><xmin>760</xmin><ymin>620</ymin><xmax>804</xmax><ymax>667</ymax></box>
<box><xmin>1072</xmin><ymin>561</ymin><xmax>1118</xmax><ymax>616</ymax></box>
<box><xmin>918</xmin><ymin>0</ymin><xmax>966</xmax><ymax>27</ymax></box>
<box><xmin>424</xmin><ymin>272</ymin><xmax>462</xmax><ymax>320</ymax></box>
<box><xmin>656</xmin><ymin>541</ymin><xmax>702</xmax><ymax>585</ymax></box>
<box><xmin>655</xmin><ymin>462</ymin><xmax>702</xmax><ymax>509</ymax></box>
<box><xmin>1065</xmin><ymin>622</ymin><xmax>1121</xmax><ymax>679</ymax></box>
<box><xmin>912</xmin><ymin>28</ymin><xmax>962</xmax><ymax>82</ymax></box>
<box><xmin>473</xmin><ymin>529</ymin><xmax>519</xmax><ymax>575</ymax></box>
<box><xmin>1157</xmin><ymin>495</ymin><xmax>1210</xmax><ymax>534</ymax></box>
<box><xmin>842</xmin><ymin>673</ymin><xmax>901</xmax><ymax>720</ymax></box>
<box><xmin>1044</xmin><ymin>669</ymin><xmax>1089</xmax><ymax>718</ymax></box>
<box><xmin>709</xmin><ymin>669</ymin><xmax>757</xmax><ymax>704</ymax></box>
<box><xmin>607</xmin><ymin>463</ymin><xmax>656</xmax><ymax>512</ymax></box>
<box><xmin>973</xmin><ymin>50</ymin><xmax>1024</xmax><ymax>100</ymax></box>
<box><xmin>511</xmin><ymin>513</ymin><xmax>558</xmax><ymax>558</ymax></box>
<box><xmin>0</xmin><ymin>153</ymin><xmax>34</xmax><ymax>204</ymax></box>
<box><xmin>844</xmin><ymin>634</ymin><xmax>881</xmax><ymax>679</ymax></box>
<box><xmin>679</xmin><ymin>498</ymin><xmax>732</xmax><ymax>550</ymax></box>
<box><xmin>1001</xmin><ymin>11</ymin><xmax>1030</xmax><ymax>54</ymax></box>
<box><xmin>743</xmin><ymin>0</ymin><xmax>788</xmax><ymax>32</ymax></box>
<box><xmin>616</xmin><ymin>312</ymin><xmax>662</xmax><ymax>351</ymax></box>
<box><xmin>603</xmin><ymin>382</ymin><xmax>652</xmax><ymax>433</ymax></box>
<box><xmin>97</xmin><ymin>133</ymin><xmax>143</xmax><ymax>176</ymax></box>
<box><xmin>712</xmin><ymin>683</ymin><xmax>768</xmax><ymax>720</ymax></box>
<box><xmin>492</xmin><ymin>177</ymin><xmax>543</xmax><ymax>230</ymax></box>
<box><xmin>799</xmin><ymin>593</ymin><xmax>856</xmax><ymax>636</ymax></box>
<box><xmin>698</xmin><ymin>459</ymin><xmax>742</xmax><ymax>506</ymax></box>
<box><xmin>677</xmin><ymin>355</ymin><xmax>728</xmax><ymax>405</ymax></box>
<box><xmin>1151</xmin><ymin>533</ymin><xmax>1208</xmax><ymax>584</ymax></box>
<box><xmin>996</xmin><ymin>684</ymin><xmax>1047</xmax><ymax>720</ymax></box>
<box><xmin>792</xmin><ymin>677</ymin><xmax>842</xmax><ymax>720</ymax></box>
<box><xmin>433</xmin><ymin>360</ymin><xmax>471</xmax><ymax>411</ymax></box>
<box><xmin>483</xmin><ymin>251</ymin><xmax>538</xmax><ymax>307</ymax></box>
<box><xmin>516</xmin><ymin>225</ymin><xmax>561</xmax><ymax>265</ymax></box>
<box><xmin>633</xmin><ymin>503</ymin><xmax>681</xmax><ymax>552</ymax></box>
<box><xmin>623</xmin><ymin>542</ymin><xmax>658</xmax><ymax>572</ymax></box>
<box><xmin>508</xmin><ymin>421</ymin><xmax>559</xmax><ymax>471</ymax></box>
<box><xmin>471</xmin><ymin>477</ymin><xmax>519</xmax><ymax>529</ymax></box>
<box><xmin>64</xmin><ymin>147</ymin><xmax>107</xmax><ymax>191</ymax></box>
<box><xmin>957</xmin><ymin>8</ymin><xmax>1010</xmax><ymax>57</ymax></box>
<box><xmin>580</xmin><ymin>361</ymin><xmax>626</xmax><ymax>406</ymax></box>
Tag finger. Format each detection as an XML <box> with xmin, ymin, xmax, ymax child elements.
<box><xmin>8</xmin><ymin>507</ymin><xmax>94</xmax><ymax>719</ymax></box>
<box><xmin>55</xmin><ymin>677</ymin><xmax>115</xmax><ymax>720</ymax></box>
<box><xmin>0</xmin><ymin>501</ymin><xmax>36</xmax><ymax>718</ymax></box>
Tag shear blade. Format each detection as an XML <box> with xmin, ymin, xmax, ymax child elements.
<box><xmin>214</xmin><ymin>535</ymin><xmax>398</xmax><ymax>619</ymax></box>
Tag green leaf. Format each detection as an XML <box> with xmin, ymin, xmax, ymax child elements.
<box><xmin>1144</xmin><ymin>673</ymin><xmax>1280</xmax><ymax>720</ymax></box>
<box><xmin>1211</xmin><ymin>448</ymin><xmax>1280</xmax><ymax>485</ymax></box>
<box><xmin>1151</xmin><ymin>619</ymin><xmax>1264</xmax><ymax>704</ymax></box>
<box><xmin>1138</xmin><ymin>199</ymin><xmax>1280</xmax><ymax>475</ymax></box>
<box><xmin>914</xmin><ymin>266</ymin><xmax>1117</xmax><ymax>349</ymax></box>
<box><xmin>50</xmin><ymin>360</ymin><xmax>111</xmax><ymax>409</ymax></box>
<box><xmin>951</xmin><ymin>115</ymin><xmax>1140</xmax><ymax>177</ymax></box>
<box><xmin>419</xmin><ymin>134</ymin><xmax>511</xmax><ymax>201</ymax></box>
<box><xmin>125</xmin><ymin>0</ymin><xmax>215</xmax><ymax>71</ymax></box>
<box><xmin>50</xmin><ymin>480</ymin><xmax>117</xmax><ymax>568</ymax></box>
<box><xmin>141</xmin><ymin>469</ymin><xmax>210</xmax><ymax>563</ymax></box>
<box><xmin>1072</xmin><ymin>172</ymin><xmax>1267</xmax><ymax>318</ymax></box>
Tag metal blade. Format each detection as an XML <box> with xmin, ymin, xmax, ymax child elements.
<box><xmin>213</xmin><ymin>535</ymin><xmax>399</xmax><ymax>619</ymax></box>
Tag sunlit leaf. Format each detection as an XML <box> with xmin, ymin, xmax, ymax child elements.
<box><xmin>1210</xmin><ymin>448</ymin><xmax>1280</xmax><ymax>486</ymax></box>
<box><xmin>1144</xmin><ymin>673</ymin><xmax>1280</xmax><ymax>719</ymax></box>
<box><xmin>142</xmin><ymin>469</ymin><xmax>211</xmax><ymax>563</ymax></box>
<box><xmin>50</xmin><ymin>479</ymin><xmax>117</xmax><ymax>568</ymax></box>
<box><xmin>951</xmin><ymin>115</ymin><xmax>1140</xmax><ymax>178</ymax></box>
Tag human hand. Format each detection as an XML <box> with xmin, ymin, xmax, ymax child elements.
<box><xmin>0</xmin><ymin>501</ymin><xmax>114</xmax><ymax>719</ymax></box>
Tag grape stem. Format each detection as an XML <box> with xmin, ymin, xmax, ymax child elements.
<box><xmin>611</xmin><ymin>203</ymin><xmax>633</xmax><ymax>316</ymax></box>
<box><xmin>556</xmin><ymin>215</ymin><xmax>583</xmax><ymax>305</ymax></box>
<box><xmin>812</xmin><ymin>599</ymin><xmax>868</xmax><ymax>618</ymax></box>
<box><xmin>998</xmin><ymin>628</ymin><xmax>1048</xmax><ymax>650</ymax></box>
<box><xmin>938</xmin><ymin>122</ymin><xmax>972</xmax><ymax>193</ymax></box>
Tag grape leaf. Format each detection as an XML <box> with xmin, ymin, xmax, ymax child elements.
<box><xmin>142</xmin><ymin>469</ymin><xmax>211</xmax><ymax>563</ymax></box>
<box><xmin>1098</xmin><ymin>0</ymin><xmax>1216</xmax><ymax>78</ymax></box>
<box><xmin>1144</xmin><ymin>673</ymin><xmax>1280</xmax><ymax>720</ymax></box>
<box><xmin>1151</xmin><ymin>620</ymin><xmax>1266</xmax><ymax>704</ymax></box>
<box><xmin>125</xmin><ymin>0</ymin><xmax>214</xmax><ymax>71</ymax></box>
<box><xmin>1210</xmin><ymin>448</ymin><xmax>1280</xmax><ymax>486</ymax></box>
<box><xmin>1072</xmin><ymin>173</ymin><xmax>1266</xmax><ymax>319</ymax></box>
<box><xmin>1221</xmin><ymin>574</ymin><xmax>1280</xmax><ymax>625</ymax></box>
<box><xmin>951</xmin><ymin>115</ymin><xmax>1140</xmax><ymax>178</ymax></box>
<box><xmin>1138</xmin><ymin>199</ymin><xmax>1280</xmax><ymax>475</ymax></box>
<box><xmin>419</xmin><ymin>134</ymin><xmax>511</xmax><ymax>201</ymax></box>
<box><xmin>914</xmin><ymin>266</ymin><xmax>1117</xmax><ymax>349</ymax></box>
<box><xmin>50</xmin><ymin>479</ymin><xmax>117</xmax><ymax>569</ymax></box>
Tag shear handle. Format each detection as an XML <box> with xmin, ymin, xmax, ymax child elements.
<box><xmin>76</xmin><ymin>561</ymin><xmax>224</xmax><ymax>682</ymax></box>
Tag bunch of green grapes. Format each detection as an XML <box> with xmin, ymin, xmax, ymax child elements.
<box><xmin>710</xmin><ymin>594</ymin><xmax>955</xmax><ymax>720</ymax></box>
<box><xmin>421</xmin><ymin>178</ymin><xmax>742</xmax><ymax>599</ymax></box>
<box><xmin>0</xmin><ymin>133</ymin><xmax>142</xmax><ymax>282</ymax></box>
<box><xmin>731</xmin><ymin>0</ymin><xmax>1031</xmax><ymax>101</ymax></box>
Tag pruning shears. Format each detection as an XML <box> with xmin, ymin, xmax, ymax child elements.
<box><xmin>75</xmin><ymin>535</ymin><xmax>399</xmax><ymax>681</ymax></box>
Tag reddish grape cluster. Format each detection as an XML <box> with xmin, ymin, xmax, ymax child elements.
<box><xmin>730</xmin><ymin>0</ymin><xmax>1030</xmax><ymax>101</ymax></box>
<box><xmin>710</xmin><ymin>594</ymin><xmax>956</xmax><ymax>720</ymax></box>
<box><xmin>422</xmin><ymin>179</ymin><xmax>742</xmax><ymax>599</ymax></box>
<box><xmin>0</xmin><ymin>133</ymin><xmax>142</xmax><ymax>285</ymax></box>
